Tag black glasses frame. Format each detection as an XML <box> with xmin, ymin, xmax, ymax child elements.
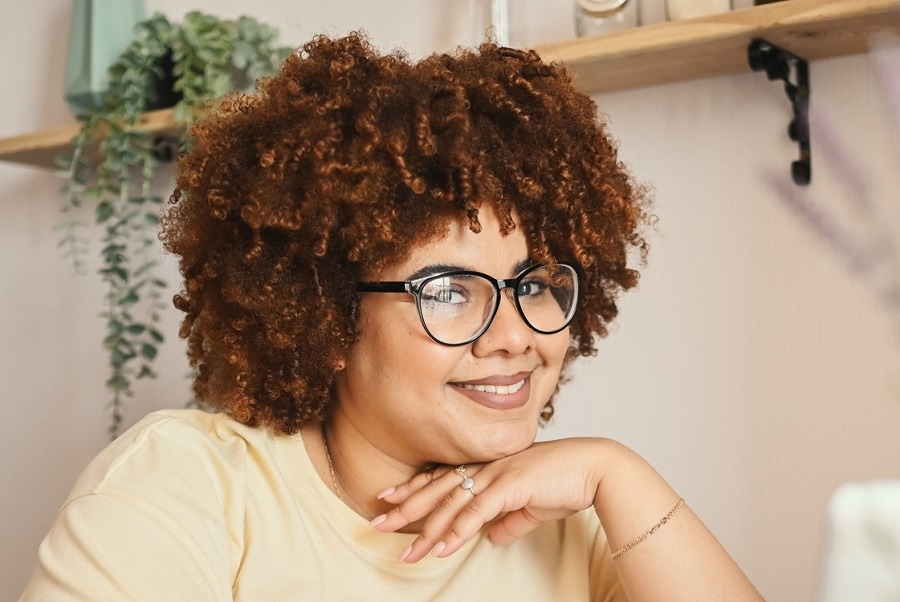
<box><xmin>355</xmin><ymin>261</ymin><xmax>582</xmax><ymax>346</ymax></box>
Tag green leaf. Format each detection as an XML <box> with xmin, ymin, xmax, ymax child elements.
<box><xmin>110</xmin><ymin>347</ymin><xmax>135</xmax><ymax>366</ymax></box>
<box><xmin>106</xmin><ymin>373</ymin><xmax>130</xmax><ymax>391</ymax></box>
<box><xmin>119</xmin><ymin>289</ymin><xmax>140</xmax><ymax>305</ymax></box>
<box><xmin>101</xmin><ymin>243</ymin><xmax>127</xmax><ymax>256</ymax></box>
<box><xmin>99</xmin><ymin>266</ymin><xmax>129</xmax><ymax>282</ymax></box>
<box><xmin>141</xmin><ymin>343</ymin><xmax>158</xmax><ymax>360</ymax></box>
<box><xmin>95</xmin><ymin>201</ymin><xmax>115</xmax><ymax>223</ymax></box>
<box><xmin>83</xmin><ymin>186</ymin><xmax>104</xmax><ymax>202</ymax></box>
<box><xmin>137</xmin><ymin>365</ymin><xmax>157</xmax><ymax>379</ymax></box>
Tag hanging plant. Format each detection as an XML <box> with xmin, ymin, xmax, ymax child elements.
<box><xmin>57</xmin><ymin>11</ymin><xmax>292</xmax><ymax>438</ymax></box>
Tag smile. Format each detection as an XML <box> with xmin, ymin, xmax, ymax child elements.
<box><xmin>449</xmin><ymin>373</ymin><xmax>533</xmax><ymax>411</ymax></box>
<box><xmin>457</xmin><ymin>379</ymin><xmax>526</xmax><ymax>395</ymax></box>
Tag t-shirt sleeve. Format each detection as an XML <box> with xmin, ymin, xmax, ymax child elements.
<box><xmin>19</xmin><ymin>412</ymin><xmax>243</xmax><ymax>601</ymax></box>
<box><xmin>20</xmin><ymin>492</ymin><xmax>232</xmax><ymax>601</ymax></box>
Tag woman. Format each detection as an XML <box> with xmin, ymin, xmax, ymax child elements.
<box><xmin>22</xmin><ymin>34</ymin><xmax>761</xmax><ymax>600</ymax></box>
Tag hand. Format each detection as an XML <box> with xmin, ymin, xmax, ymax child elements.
<box><xmin>371</xmin><ymin>438</ymin><xmax>606</xmax><ymax>563</ymax></box>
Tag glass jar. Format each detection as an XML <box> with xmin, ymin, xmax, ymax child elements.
<box><xmin>665</xmin><ymin>0</ymin><xmax>732</xmax><ymax>21</ymax></box>
<box><xmin>574</xmin><ymin>0</ymin><xmax>640</xmax><ymax>37</ymax></box>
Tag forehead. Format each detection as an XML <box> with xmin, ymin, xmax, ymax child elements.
<box><xmin>377</xmin><ymin>209</ymin><xmax>530</xmax><ymax>280</ymax></box>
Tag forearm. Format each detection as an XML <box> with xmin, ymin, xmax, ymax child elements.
<box><xmin>591</xmin><ymin>439</ymin><xmax>762</xmax><ymax>601</ymax></box>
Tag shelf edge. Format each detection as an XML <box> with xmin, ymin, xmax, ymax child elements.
<box><xmin>536</xmin><ymin>0</ymin><xmax>900</xmax><ymax>94</ymax></box>
<box><xmin>0</xmin><ymin>109</ymin><xmax>179</xmax><ymax>171</ymax></box>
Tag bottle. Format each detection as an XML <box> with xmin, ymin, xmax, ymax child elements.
<box><xmin>574</xmin><ymin>0</ymin><xmax>640</xmax><ymax>37</ymax></box>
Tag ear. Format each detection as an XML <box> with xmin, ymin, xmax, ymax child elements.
<box><xmin>331</xmin><ymin>346</ymin><xmax>348</xmax><ymax>372</ymax></box>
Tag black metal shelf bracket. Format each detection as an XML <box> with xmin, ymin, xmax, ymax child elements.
<box><xmin>748</xmin><ymin>39</ymin><xmax>811</xmax><ymax>185</ymax></box>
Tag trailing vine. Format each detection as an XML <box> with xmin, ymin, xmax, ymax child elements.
<box><xmin>58</xmin><ymin>11</ymin><xmax>290</xmax><ymax>437</ymax></box>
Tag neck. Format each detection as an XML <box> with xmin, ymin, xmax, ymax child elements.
<box><xmin>310</xmin><ymin>412</ymin><xmax>424</xmax><ymax>526</ymax></box>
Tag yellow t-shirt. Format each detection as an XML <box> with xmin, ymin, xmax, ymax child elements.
<box><xmin>21</xmin><ymin>409</ymin><xmax>624</xmax><ymax>601</ymax></box>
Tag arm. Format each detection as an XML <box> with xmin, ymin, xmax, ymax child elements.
<box><xmin>372</xmin><ymin>438</ymin><xmax>762</xmax><ymax>601</ymax></box>
<box><xmin>588</xmin><ymin>439</ymin><xmax>760</xmax><ymax>600</ymax></box>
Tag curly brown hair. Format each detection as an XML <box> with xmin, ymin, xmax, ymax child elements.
<box><xmin>161</xmin><ymin>32</ymin><xmax>650</xmax><ymax>435</ymax></box>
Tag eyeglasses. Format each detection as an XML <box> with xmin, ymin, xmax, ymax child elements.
<box><xmin>356</xmin><ymin>262</ymin><xmax>581</xmax><ymax>346</ymax></box>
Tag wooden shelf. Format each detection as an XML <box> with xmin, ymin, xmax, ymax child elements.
<box><xmin>0</xmin><ymin>108</ymin><xmax>181</xmax><ymax>171</ymax></box>
<box><xmin>1</xmin><ymin>0</ymin><xmax>898</xmax><ymax>170</ymax></box>
<box><xmin>535</xmin><ymin>0</ymin><xmax>900</xmax><ymax>95</ymax></box>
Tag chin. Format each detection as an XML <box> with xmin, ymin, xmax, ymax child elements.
<box><xmin>474</xmin><ymin>420</ymin><xmax>539</xmax><ymax>461</ymax></box>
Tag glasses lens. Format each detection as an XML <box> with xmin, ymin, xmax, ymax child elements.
<box><xmin>418</xmin><ymin>274</ymin><xmax>497</xmax><ymax>345</ymax></box>
<box><xmin>516</xmin><ymin>264</ymin><xmax>578</xmax><ymax>333</ymax></box>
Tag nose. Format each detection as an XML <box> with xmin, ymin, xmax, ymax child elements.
<box><xmin>471</xmin><ymin>289</ymin><xmax>535</xmax><ymax>357</ymax></box>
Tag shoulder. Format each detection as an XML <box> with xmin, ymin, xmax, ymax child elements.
<box><xmin>115</xmin><ymin>407</ymin><xmax>262</xmax><ymax>445</ymax></box>
<box><xmin>22</xmin><ymin>410</ymin><xmax>263</xmax><ymax>599</ymax></box>
<box><xmin>66</xmin><ymin>409</ymin><xmax>275</xmax><ymax>503</ymax></box>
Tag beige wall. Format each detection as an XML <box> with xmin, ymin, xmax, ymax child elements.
<box><xmin>2</xmin><ymin>1</ymin><xmax>898</xmax><ymax>599</ymax></box>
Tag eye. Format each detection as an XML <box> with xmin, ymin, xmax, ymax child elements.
<box><xmin>517</xmin><ymin>276</ymin><xmax>549</xmax><ymax>298</ymax></box>
<box><xmin>422</xmin><ymin>284</ymin><xmax>468</xmax><ymax>304</ymax></box>
<box><xmin>420</xmin><ymin>276</ymin><xmax>472</xmax><ymax>306</ymax></box>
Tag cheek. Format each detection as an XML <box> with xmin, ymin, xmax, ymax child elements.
<box><xmin>350</xmin><ymin>303</ymin><xmax>460</xmax><ymax>389</ymax></box>
<box><xmin>544</xmin><ymin>330</ymin><xmax>571</xmax><ymax>366</ymax></box>
<box><xmin>534</xmin><ymin>331</ymin><xmax>571</xmax><ymax>392</ymax></box>
<box><xmin>362</xmin><ymin>294</ymin><xmax>422</xmax><ymax>335</ymax></box>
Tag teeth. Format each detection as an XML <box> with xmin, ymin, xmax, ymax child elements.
<box><xmin>459</xmin><ymin>379</ymin><xmax>525</xmax><ymax>395</ymax></box>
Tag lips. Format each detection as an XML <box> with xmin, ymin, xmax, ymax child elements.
<box><xmin>449</xmin><ymin>372</ymin><xmax>533</xmax><ymax>410</ymax></box>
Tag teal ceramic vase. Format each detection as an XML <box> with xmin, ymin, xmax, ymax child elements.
<box><xmin>64</xmin><ymin>0</ymin><xmax>147</xmax><ymax>117</ymax></box>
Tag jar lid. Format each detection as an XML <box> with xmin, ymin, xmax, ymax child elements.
<box><xmin>575</xmin><ymin>0</ymin><xmax>630</xmax><ymax>17</ymax></box>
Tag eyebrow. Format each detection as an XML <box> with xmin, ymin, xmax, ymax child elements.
<box><xmin>405</xmin><ymin>259</ymin><xmax>536</xmax><ymax>281</ymax></box>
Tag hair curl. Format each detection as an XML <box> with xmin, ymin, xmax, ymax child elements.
<box><xmin>161</xmin><ymin>32</ymin><xmax>651</xmax><ymax>434</ymax></box>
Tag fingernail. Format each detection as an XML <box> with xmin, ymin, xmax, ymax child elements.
<box><xmin>431</xmin><ymin>541</ymin><xmax>446</xmax><ymax>558</ymax></box>
<box><xmin>370</xmin><ymin>514</ymin><xmax>387</xmax><ymax>528</ymax></box>
<box><xmin>398</xmin><ymin>545</ymin><xmax>412</xmax><ymax>562</ymax></box>
<box><xmin>377</xmin><ymin>486</ymin><xmax>395</xmax><ymax>500</ymax></box>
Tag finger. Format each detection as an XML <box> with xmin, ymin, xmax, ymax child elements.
<box><xmin>487</xmin><ymin>506</ymin><xmax>574</xmax><ymax>546</ymax></box>
<box><xmin>405</xmin><ymin>467</ymin><xmax>517</xmax><ymax>562</ymax></box>
<box><xmin>487</xmin><ymin>507</ymin><xmax>542</xmax><ymax>546</ymax></box>
<box><xmin>378</xmin><ymin>464</ymin><xmax>470</xmax><ymax>503</ymax></box>
<box><xmin>372</xmin><ymin>466</ymin><xmax>474</xmax><ymax>532</ymax></box>
<box><xmin>403</xmin><ymin>484</ymin><xmax>489</xmax><ymax>563</ymax></box>
<box><xmin>426</xmin><ymin>479</ymin><xmax>576</xmax><ymax>560</ymax></box>
<box><xmin>375</xmin><ymin>469</ymin><xmax>439</xmax><ymax>503</ymax></box>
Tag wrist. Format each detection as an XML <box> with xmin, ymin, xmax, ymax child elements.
<box><xmin>586</xmin><ymin>437</ymin><xmax>632</xmax><ymax>509</ymax></box>
<box><xmin>586</xmin><ymin>439</ymin><xmax>683</xmax><ymax>553</ymax></box>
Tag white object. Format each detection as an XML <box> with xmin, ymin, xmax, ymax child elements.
<box><xmin>574</xmin><ymin>0</ymin><xmax>640</xmax><ymax>37</ymax></box>
<box><xmin>492</xmin><ymin>0</ymin><xmax>510</xmax><ymax>45</ymax></box>
<box><xmin>818</xmin><ymin>480</ymin><xmax>900</xmax><ymax>602</ymax></box>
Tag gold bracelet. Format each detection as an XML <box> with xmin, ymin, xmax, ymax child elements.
<box><xmin>611</xmin><ymin>498</ymin><xmax>685</xmax><ymax>560</ymax></box>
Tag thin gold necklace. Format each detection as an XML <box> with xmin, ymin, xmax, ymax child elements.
<box><xmin>321</xmin><ymin>424</ymin><xmax>343</xmax><ymax>501</ymax></box>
